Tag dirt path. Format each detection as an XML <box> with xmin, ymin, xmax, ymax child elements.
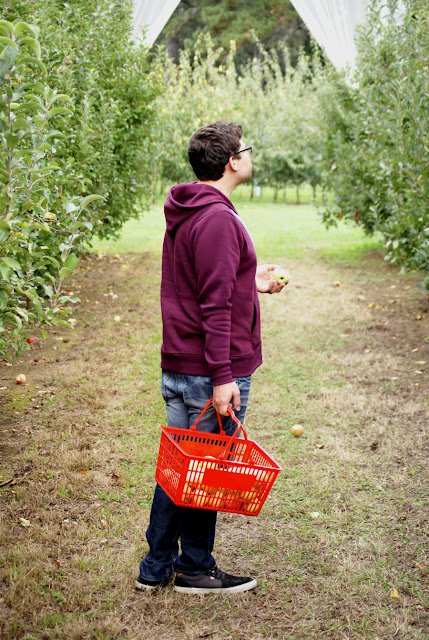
<box><xmin>0</xmin><ymin>248</ymin><xmax>428</xmax><ymax>640</ymax></box>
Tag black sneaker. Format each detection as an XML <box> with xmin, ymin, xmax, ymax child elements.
<box><xmin>135</xmin><ymin>575</ymin><xmax>170</xmax><ymax>591</ymax></box>
<box><xmin>173</xmin><ymin>566</ymin><xmax>257</xmax><ymax>594</ymax></box>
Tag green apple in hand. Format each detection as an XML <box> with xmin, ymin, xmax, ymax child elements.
<box><xmin>272</xmin><ymin>268</ymin><xmax>290</xmax><ymax>284</ymax></box>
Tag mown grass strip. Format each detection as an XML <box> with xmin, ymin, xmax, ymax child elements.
<box><xmin>0</xmin><ymin>203</ymin><xmax>427</xmax><ymax>640</ymax></box>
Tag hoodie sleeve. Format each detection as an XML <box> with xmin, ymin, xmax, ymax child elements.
<box><xmin>190</xmin><ymin>209</ymin><xmax>243</xmax><ymax>386</ymax></box>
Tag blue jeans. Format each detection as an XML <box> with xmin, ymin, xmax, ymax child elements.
<box><xmin>139</xmin><ymin>371</ymin><xmax>251</xmax><ymax>581</ymax></box>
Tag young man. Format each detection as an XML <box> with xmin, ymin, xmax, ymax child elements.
<box><xmin>136</xmin><ymin>122</ymin><xmax>285</xmax><ymax>595</ymax></box>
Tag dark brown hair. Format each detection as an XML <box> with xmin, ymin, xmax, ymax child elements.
<box><xmin>188</xmin><ymin>122</ymin><xmax>243</xmax><ymax>181</ymax></box>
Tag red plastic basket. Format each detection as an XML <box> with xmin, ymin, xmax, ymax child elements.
<box><xmin>155</xmin><ymin>399</ymin><xmax>281</xmax><ymax>516</ymax></box>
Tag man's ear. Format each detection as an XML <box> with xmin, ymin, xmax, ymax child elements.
<box><xmin>228</xmin><ymin>155</ymin><xmax>239</xmax><ymax>173</ymax></box>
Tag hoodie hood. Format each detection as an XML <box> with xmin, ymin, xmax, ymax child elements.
<box><xmin>165</xmin><ymin>182</ymin><xmax>237</xmax><ymax>237</ymax></box>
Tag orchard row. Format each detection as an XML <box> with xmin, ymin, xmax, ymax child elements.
<box><xmin>1</xmin><ymin>0</ymin><xmax>427</xmax><ymax>359</ymax></box>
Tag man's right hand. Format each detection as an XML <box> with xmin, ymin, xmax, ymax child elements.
<box><xmin>213</xmin><ymin>381</ymin><xmax>241</xmax><ymax>416</ymax></box>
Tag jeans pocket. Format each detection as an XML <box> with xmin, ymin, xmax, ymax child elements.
<box><xmin>183</xmin><ymin>374</ymin><xmax>213</xmax><ymax>408</ymax></box>
<box><xmin>161</xmin><ymin>370</ymin><xmax>174</xmax><ymax>400</ymax></box>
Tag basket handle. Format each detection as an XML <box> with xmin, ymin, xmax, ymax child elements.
<box><xmin>189</xmin><ymin>397</ymin><xmax>225</xmax><ymax>434</ymax></box>
<box><xmin>216</xmin><ymin>406</ymin><xmax>249</xmax><ymax>461</ymax></box>
<box><xmin>189</xmin><ymin>398</ymin><xmax>249</xmax><ymax>445</ymax></box>
<box><xmin>226</xmin><ymin>405</ymin><xmax>248</xmax><ymax>441</ymax></box>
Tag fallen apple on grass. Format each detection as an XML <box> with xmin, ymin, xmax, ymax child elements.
<box><xmin>16</xmin><ymin>374</ymin><xmax>26</xmax><ymax>385</ymax></box>
<box><xmin>291</xmin><ymin>424</ymin><xmax>304</xmax><ymax>437</ymax></box>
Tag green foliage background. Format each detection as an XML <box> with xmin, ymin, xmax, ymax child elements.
<box><xmin>153</xmin><ymin>0</ymin><xmax>428</xmax><ymax>287</ymax></box>
<box><xmin>1</xmin><ymin>0</ymin><xmax>428</xmax><ymax>360</ymax></box>
<box><xmin>155</xmin><ymin>0</ymin><xmax>311</xmax><ymax>69</ymax></box>
<box><xmin>319</xmin><ymin>0</ymin><xmax>429</xmax><ymax>280</ymax></box>
<box><xmin>152</xmin><ymin>37</ymin><xmax>324</xmax><ymax>201</ymax></box>
<box><xmin>0</xmin><ymin>0</ymin><xmax>162</xmax><ymax>358</ymax></box>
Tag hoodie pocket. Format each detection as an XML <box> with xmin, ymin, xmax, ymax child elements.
<box><xmin>250</xmin><ymin>303</ymin><xmax>257</xmax><ymax>335</ymax></box>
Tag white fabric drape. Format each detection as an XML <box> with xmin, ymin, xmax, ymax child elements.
<box><xmin>131</xmin><ymin>0</ymin><xmax>181</xmax><ymax>45</ymax></box>
<box><xmin>132</xmin><ymin>0</ymin><xmax>406</xmax><ymax>63</ymax></box>
<box><xmin>289</xmin><ymin>0</ymin><xmax>369</xmax><ymax>70</ymax></box>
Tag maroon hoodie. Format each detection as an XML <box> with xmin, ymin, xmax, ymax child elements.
<box><xmin>160</xmin><ymin>182</ymin><xmax>262</xmax><ymax>385</ymax></box>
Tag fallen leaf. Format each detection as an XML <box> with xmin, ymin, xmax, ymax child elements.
<box><xmin>310</xmin><ymin>512</ymin><xmax>320</xmax><ymax>519</ymax></box>
<box><xmin>19</xmin><ymin>518</ymin><xmax>31</xmax><ymax>528</ymax></box>
<box><xmin>111</xmin><ymin>472</ymin><xmax>120</xmax><ymax>480</ymax></box>
<box><xmin>0</xmin><ymin>477</ymin><xmax>16</xmax><ymax>487</ymax></box>
<box><xmin>315</xmin><ymin>443</ymin><xmax>325</xmax><ymax>449</ymax></box>
<box><xmin>390</xmin><ymin>589</ymin><xmax>399</xmax><ymax>598</ymax></box>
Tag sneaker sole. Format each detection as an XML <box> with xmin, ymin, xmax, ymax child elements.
<box><xmin>135</xmin><ymin>580</ymin><xmax>162</xmax><ymax>591</ymax></box>
<box><xmin>173</xmin><ymin>579</ymin><xmax>257</xmax><ymax>594</ymax></box>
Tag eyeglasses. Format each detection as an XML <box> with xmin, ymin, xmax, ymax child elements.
<box><xmin>235</xmin><ymin>146</ymin><xmax>252</xmax><ymax>156</ymax></box>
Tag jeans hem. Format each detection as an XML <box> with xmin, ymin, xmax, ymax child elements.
<box><xmin>139</xmin><ymin>570</ymin><xmax>172</xmax><ymax>581</ymax></box>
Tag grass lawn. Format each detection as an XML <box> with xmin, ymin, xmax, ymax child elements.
<box><xmin>0</xmin><ymin>199</ymin><xmax>428</xmax><ymax>640</ymax></box>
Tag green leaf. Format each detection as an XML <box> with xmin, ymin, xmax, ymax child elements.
<box><xmin>51</xmin><ymin>94</ymin><xmax>74</xmax><ymax>106</ymax></box>
<box><xmin>0</xmin><ymin>289</ymin><xmax>8</xmax><ymax>310</ymax></box>
<box><xmin>13</xmin><ymin>102</ymin><xmax>41</xmax><ymax>114</ymax></box>
<box><xmin>51</xmin><ymin>318</ymin><xmax>72</xmax><ymax>327</ymax></box>
<box><xmin>0</xmin><ymin>37</ymin><xmax>19</xmax><ymax>50</ymax></box>
<box><xmin>79</xmin><ymin>194</ymin><xmax>105</xmax><ymax>210</ymax></box>
<box><xmin>0</xmin><ymin>219</ymin><xmax>11</xmax><ymax>230</ymax></box>
<box><xmin>43</xmin><ymin>255</ymin><xmax>60</xmax><ymax>268</ymax></box>
<box><xmin>21</xmin><ymin>81</ymin><xmax>44</xmax><ymax>93</ymax></box>
<box><xmin>42</xmin><ymin>283</ymin><xmax>53</xmax><ymax>297</ymax></box>
<box><xmin>39</xmin><ymin>328</ymin><xmax>47</xmax><ymax>339</ymax></box>
<box><xmin>18</xmin><ymin>37</ymin><xmax>41</xmax><ymax>59</ymax></box>
<box><xmin>65</xmin><ymin>202</ymin><xmax>79</xmax><ymax>213</ymax></box>
<box><xmin>23</xmin><ymin>288</ymin><xmax>37</xmax><ymax>301</ymax></box>
<box><xmin>46</xmin><ymin>106</ymin><xmax>73</xmax><ymax>119</ymax></box>
<box><xmin>12</xmin><ymin>117</ymin><xmax>31</xmax><ymax>131</ymax></box>
<box><xmin>59</xmin><ymin>266</ymin><xmax>72</xmax><ymax>279</ymax></box>
<box><xmin>14</xmin><ymin>23</ymin><xmax>39</xmax><ymax>38</ymax></box>
<box><xmin>0</xmin><ymin>229</ymin><xmax>10</xmax><ymax>242</ymax></box>
<box><xmin>1</xmin><ymin>256</ymin><xmax>20</xmax><ymax>269</ymax></box>
<box><xmin>5</xmin><ymin>311</ymin><xmax>22</xmax><ymax>330</ymax></box>
<box><xmin>64</xmin><ymin>254</ymin><xmax>78</xmax><ymax>271</ymax></box>
<box><xmin>0</xmin><ymin>263</ymin><xmax>11</xmax><ymax>280</ymax></box>
<box><xmin>15</xmin><ymin>55</ymin><xmax>47</xmax><ymax>74</ymax></box>
<box><xmin>5</xmin><ymin>132</ymin><xmax>20</xmax><ymax>148</ymax></box>
<box><xmin>44</xmin><ymin>130</ymin><xmax>66</xmax><ymax>141</ymax></box>
<box><xmin>38</xmin><ymin>142</ymin><xmax>52</xmax><ymax>152</ymax></box>
<box><xmin>0</xmin><ymin>20</ymin><xmax>14</xmax><ymax>34</ymax></box>
<box><xmin>15</xmin><ymin>307</ymin><xmax>29</xmax><ymax>321</ymax></box>
<box><xmin>0</xmin><ymin>45</ymin><xmax>20</xmax><ymax>67</ymax></box>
